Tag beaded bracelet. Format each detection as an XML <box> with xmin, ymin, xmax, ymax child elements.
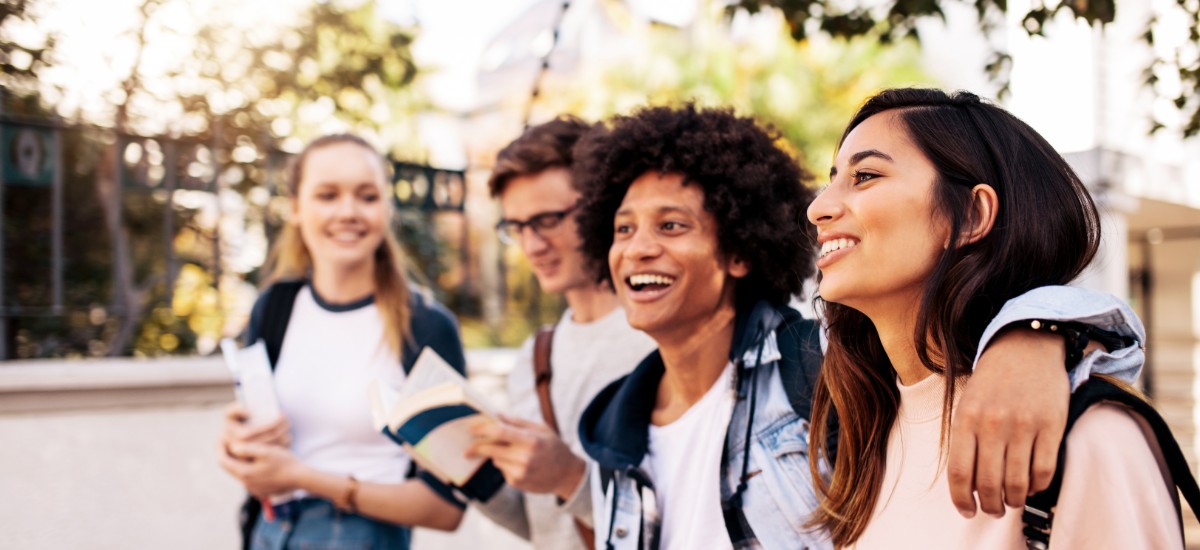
<box><xmin>339</xmin><ymin>475</ymin><xmax>360</xmax><ymax>514</ymax></box>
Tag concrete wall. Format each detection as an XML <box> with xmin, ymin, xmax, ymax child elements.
<box><xmin>0</xmin><ymin>354</ymin><xmax>528</xmax><ymax>550</ymax></box>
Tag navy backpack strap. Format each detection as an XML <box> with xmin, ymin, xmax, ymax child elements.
<box><xmin>1023</xmin><ymin>377</ymin><xmax>1200</xmax><ymax>549</ymax></box>
<box><xmin>777</xmin><ymin>317</ymin><xmax>838</xmax><ymax>459</ymax></box>
<box><xmin>259</xmin><ymin>280</ymin><xmax>304</xmax><ymax>370</ymax></box>
<box><xmin>780</xmin><ymin>317</ymin><xmax>822</xmax><ymax>419</ymax></box>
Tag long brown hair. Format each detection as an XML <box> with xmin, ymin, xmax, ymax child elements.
<box><xmin>262</xmin><ymin>134</ymin><xmax>412</xmax><ymax>358</ymax></box>
<box><xmin>807</xmin><ymin>89</ymin><xmax>1101</xmax><ymax>545</ymax></box>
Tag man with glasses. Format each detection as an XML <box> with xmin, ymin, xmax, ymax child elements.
<box><xmin>465</xmin><ymin>116</ymin><xmax>656</xmax><ymax>549</ymax></box>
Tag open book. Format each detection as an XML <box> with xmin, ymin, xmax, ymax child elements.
<box><xmin>369</xmin><ymin>347</ymin><xmax>505</xmax><ymax>502</ymax></box>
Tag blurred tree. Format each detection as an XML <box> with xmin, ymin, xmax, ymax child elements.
<box><xmin>97</xmin><ymin>0</ymin><xmax>426</xmax><ymax>357</ymax></box>
<box><xmin>541</xmin><ymin>9</ymin><xmax>929</xmax><ymax>173</ymax></box>
<box><xmin>0</xmin><ymin>0</ymin><xmax>54</xmax><ymax>95</ymax></box>
<box><xmin>731</xmin><ymin>0</ymin><xmax>1200</xmax><ymax>137</ymax></box>
<box><xmin>472</xmin><ymin>5</ymin><xmax>930</xmax><ymax>346</ymax></box>
<box><xmin>2</xmin><ymin>0</ymin><xmax>426</xmax><ymax>358</ymax></box>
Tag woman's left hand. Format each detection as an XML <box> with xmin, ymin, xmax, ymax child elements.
<box><xmin>218</xmin><ymin>441</ymin><xmax>305</xmax><ymax>498</ymax></box>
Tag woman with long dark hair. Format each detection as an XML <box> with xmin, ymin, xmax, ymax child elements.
<box><xmin>806</xmin><ymin>89</ymin><xmax>1181</xmax><ymax>548</ymax></box>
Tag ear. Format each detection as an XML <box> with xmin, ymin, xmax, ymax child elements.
<box><xmin>958</xmin><ymin>183</ymin><xmax>998</xmax><ymax>247</ymax></box>
<box><xmin>727</xmin><ymin>255</ymin><xmax>750</xmax><ymax>279</ymax></box>
<box><xmin>288</xmin><ymin>197</ymin><xmax>300</xmax><ymax>225</ymax></box>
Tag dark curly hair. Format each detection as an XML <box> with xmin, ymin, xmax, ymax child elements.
<box><xmin>573</xmin><ymin>104</ymin><xmax>816</xmax><ymax>307</ymax></box>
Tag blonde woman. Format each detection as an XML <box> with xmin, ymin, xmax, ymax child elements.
<box><xmin>218</xmin><ymin>135</ymin><xmax>468</xmax><ymax>549</ymax></box>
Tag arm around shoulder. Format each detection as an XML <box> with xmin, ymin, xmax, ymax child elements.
<box><xmin>976</xmin><ymin>286</ymin><xmax>1145</xmax><ymax>389</ymax></box>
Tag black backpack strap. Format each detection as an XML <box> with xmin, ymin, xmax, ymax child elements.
<box><xmin>777</xmin><ymin>317</ymin><xmax>839</xmax><ymax>460</ymax></box>
<box><xmin>779</xmin><ymin>317</ymin><xmax>822</xmax><ymax>419</ymax></box>
<box><xmin>257</xmin><ymin>280</ymin><xmax>304</xmax><ymax>370</ymax></box>
<box><xmin>1023</xmin><ymin>377</ymin><xmax>1200</xmax><ymax>548</ymax></box>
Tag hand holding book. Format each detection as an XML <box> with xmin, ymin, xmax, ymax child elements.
<box><xmin>369</xmin><ymin>348</ymin><xmax>506</xmax><ymax>502</ymax></box>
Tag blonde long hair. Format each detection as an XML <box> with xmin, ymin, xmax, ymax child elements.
<box><xmin>262</xmin><ymin>134</ymin><xmax>412</xmax><ymax>358</ymax></box>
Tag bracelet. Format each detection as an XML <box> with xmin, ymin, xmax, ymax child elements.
<box><xmin>339</xmin><ymin>475</ymin><xmax>359</xmax><ymax>514</ymax></box>
<box><xmin>1017</xmin><ymin>319</ymin><xmax>1137</xmax><ymax>369</ymax></box>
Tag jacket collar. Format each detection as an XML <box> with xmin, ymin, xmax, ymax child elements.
<box><xmin>577</xmin><ymin>300</ymin><xmax>790</xmax><ymax>471</ymax></box>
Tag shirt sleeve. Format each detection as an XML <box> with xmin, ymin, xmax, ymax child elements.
<box><xmin>1048</xmin><ymin>403</ymin><xmax>1183</xmax><ymax>549</ymax></box>
<box><xmin>406</xmin><ymin>291</ymin><xmax>468</xmax><ymax>375</ymax></box>
<box><xmin>974</xmin><ymin>285</ymin><xmax>1145</xmax><ymax>391</ymax></box>
<box><xmin>471</xmin><ymin>484</ymin><xmax>533</xmax><ymax>540</ymax></box>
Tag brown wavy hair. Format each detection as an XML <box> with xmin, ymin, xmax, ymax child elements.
<box><xmin>806</xmin><ymin>88</ymin><xmax>1101</xmax><ymax>545</ymax></box>
<box><xmin>488</xmin><ymin>115</ymin><xmax>594</xmax><ymax>197</ymax></box>
<box><xmin>262</xmin><ymin>134</ymin><xmax>412</xmax><ymax>358</ymax></box>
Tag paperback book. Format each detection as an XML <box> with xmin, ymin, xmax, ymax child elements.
<box><xmin>369</xmin><ymin>347</ymin><xmax>505</xmax><ymax>502</ymax></box>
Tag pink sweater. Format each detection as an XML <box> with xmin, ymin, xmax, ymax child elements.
<box><xmin>849</xmin><ymin>374</ymin><xmax>1182</xmax><ymax>549</ymax></box>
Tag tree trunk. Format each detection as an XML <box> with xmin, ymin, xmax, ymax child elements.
<box><xmin>96</xmin><ymin>142</ymin><xmax>143</xmax><ymax>356</ymax></box>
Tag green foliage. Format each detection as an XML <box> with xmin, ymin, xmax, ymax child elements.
<box><xmin>0</xmin><ymin>0</ymin><xmax>54</xmax><ymax>92</ymax></box>
<box><xmin>730</xmin><ymin>0</ymin><xmax>1200</xmax><ymax>137</ymax></box>
<box><xmin>0</xmin><ymin>0</ymin><xmax>427</xmax><ymax>358</ymax></box>
<box><xmin>543</xmin><ymin>11</ymin><xmax>932</xmax><ymax>177</ymax></box>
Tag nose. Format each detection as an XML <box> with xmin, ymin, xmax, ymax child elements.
<box><xmin>336</xmin><ymin>195</ymin><xmax>360</xmax><ymax>219</ymax></box>
<box><xmin>807</xmin><ymin>184</ymin><xmax>845</xmax><ymax>226</ymax></box>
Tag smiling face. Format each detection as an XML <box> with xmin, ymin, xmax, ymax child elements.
<box><xmin>497</xmin><ymin>166</ymin><xmax>592</xmax><ymax>294</ymax></box>
<box><xmin>807</xmin><ymin>110</ymin><xmax>950</xmax><ymax>315</ymax></box>
<box><xmin>293</xmin><ymin>141</ymin><xmax>390</xmax><ymax>275</ymax></box>
<box><xmin>609</xmin><ymin>171</ymin><xmax>748</xmax><ymax>339</ymax></box>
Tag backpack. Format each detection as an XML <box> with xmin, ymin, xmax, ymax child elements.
<box><xmin>1022</xmin><ymin>376</ymin><xmax>1200</xmax><ymax>549</ymax></box>
<box><xmin>238</xmin><ymin>280</ymin><xmax>453</xmax><ymax>549</ymax></box>
<box><xmin>776</xmin><ymin>315</ymin><xmax>839</xmax><ymax>460</ymax></box>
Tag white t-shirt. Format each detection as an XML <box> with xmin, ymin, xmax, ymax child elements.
<box><xmin>495</xmin><ymin>306</ymin><xmax>657</xmax><ymax>549</ymax></box>
<box><xmin>645</xmin><ymin>362</ymin><xmax>737</xmax><ymax>550</ymax></box>
<box><xmin>273</xmin><ymin>287</ymin><xmax>412</xmax><ymax>492</ymax></box>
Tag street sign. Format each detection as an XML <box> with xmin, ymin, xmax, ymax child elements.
<box><xmin>2</xmin><ymin>124</ymin><xmax>55</xmax><ymax>187</ymax></box>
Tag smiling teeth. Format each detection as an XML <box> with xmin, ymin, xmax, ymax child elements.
<box><xmin>628</xmin><ymin>274</ymin><xmax>675</xmax><ymax>286</ymax></box>
<box><xmin>820</xmin><ymin>238</ymin><xmax>859</xmax><ymax>258</ymax></box>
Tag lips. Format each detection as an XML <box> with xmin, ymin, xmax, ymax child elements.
<box><xmin>621</xmin><ymin>272</ymin><xmax>677</xmax><ymax>303</ymax></box>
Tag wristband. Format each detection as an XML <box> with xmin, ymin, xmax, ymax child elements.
<box><xmin>339</xmin><ymin>475</ymin><xmax>359</xmax><ymax>514</ymax></box>
<box><xmin>1016</xmin><ymin>319</ymin><xmax>1136</xmax><ymax>369</ymax></box>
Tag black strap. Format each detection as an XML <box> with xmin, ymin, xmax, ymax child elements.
<box><xmin>1023</xmin><ymin>377</ymin><xmax>1200</xmax><ymax>548</ymax></box>
<box><xmin>258</xmin><ymin>280</ymin><xmax>305</xmax><ymax>370</ymax></box>
<box><xmin>778</xmin><ymin>318</ymin><xmax>822</xmax><ymax>419</ymax></box>
<box><xmin>777</xmin><ymin>317</ymin><xmax>838</xmax><ymax>460</ymax></box>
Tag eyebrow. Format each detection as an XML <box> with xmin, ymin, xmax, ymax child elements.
<box><xmin>828</xmin><ymin>149</ymin><xmax>894</xmax><ymax>179</ymax></box>
<box><xmin>614</xmin><ymin>204</ymin><xmax>696</xmax><ymax>218</ymax></box>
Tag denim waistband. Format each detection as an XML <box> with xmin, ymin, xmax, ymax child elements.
<box><xmin>269</xmin><ymin>497</ymin><xmax>333</xmax><ymax>521</ymax></box>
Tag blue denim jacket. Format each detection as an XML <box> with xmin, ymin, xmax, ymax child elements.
<box><xmin>578</xmin><ymin>287</ymin><xmax>1143</xmax><ymax>550</ymax></box>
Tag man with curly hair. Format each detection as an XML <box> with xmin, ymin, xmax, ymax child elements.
<box><xmin>465</xmin><ymin>116</ymin><xmax>656</xmax><ymax>550</ymax></box>
<box><xmin>572</xmin><ymin>104</ymin><xmax>1144</xmax><ymax>549</ymax></box>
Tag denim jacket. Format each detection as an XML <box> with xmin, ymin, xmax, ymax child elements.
<box><xmin>577</xmin><ymin>286</ymin><xmax>1144</xmax><ymax>550</ymax></box>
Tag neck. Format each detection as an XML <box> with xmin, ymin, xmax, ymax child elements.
<box><xmin>563</xmin><ymin>282</ymin><xmax>620</xmax><ymax>324</ymax></box>
<box><xmin>865</xmin><ymin>301</ymin><xmax>932</xmax><ymax>386</ymax></box>
<box><xmin>310</xmin><ymin>259</ymin><xmax>376</xmax><ymax>304</ymax></box>
<box><xmin>651</xmin><ymin>299</ymin><xmax>737</xmax><ymax>425</ymax></box>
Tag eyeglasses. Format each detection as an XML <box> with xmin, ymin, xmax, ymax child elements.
<box><xmin>495</xmin><ymin>204</ymin><xmax>577</xmax><ymax>245</ymax></box>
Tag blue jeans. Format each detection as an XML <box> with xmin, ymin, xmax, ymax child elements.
<box><xmin>251</xmin><ymin>498</ymin><xmax>411</xmax><ymax>550</ymax></box>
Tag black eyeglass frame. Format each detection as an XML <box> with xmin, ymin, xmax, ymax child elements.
<box><xmin>494</xmin><ymin>203</ymin><xmax>579</xmax><ymax>245</ymax></box>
